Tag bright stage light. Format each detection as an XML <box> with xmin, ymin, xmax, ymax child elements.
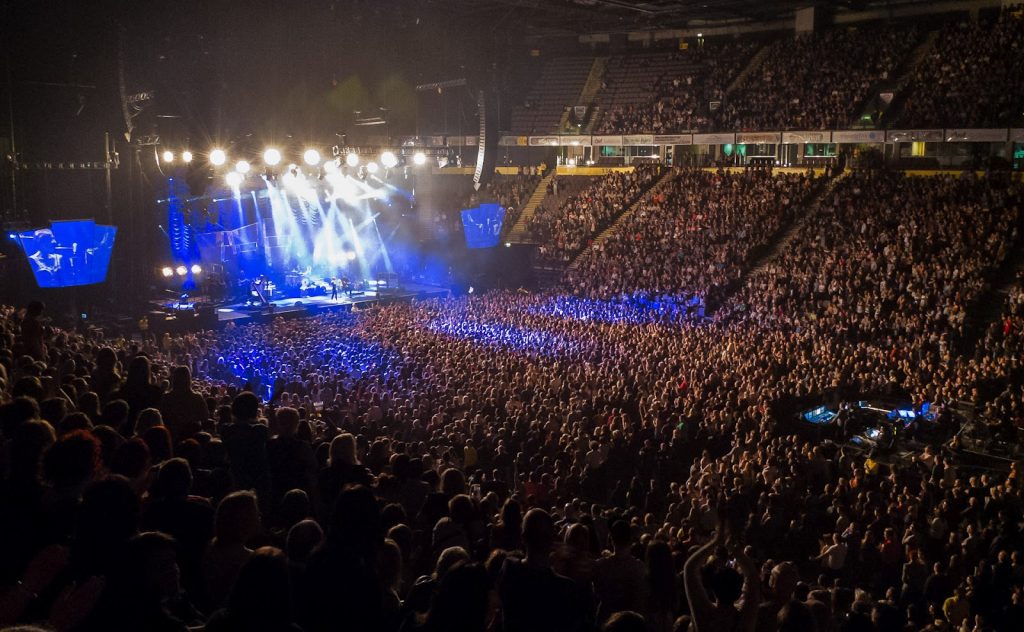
<box><xmin>263</xmin><ymin>148</ymin><xmax>282</xmax><ymax>166</ymax></box>
<box><xmin>162</xmin><ymin>150</ymin><xmax>174</xmax><ymax>163</ymax></box>
<box><xmin>413</xmin><ymin>151</ymin><xmax>427</xmax><ymax>166</ymax></box>
<box><xmin>209</xmin><ymin>148</ymin><xmax>227</xmax><ymax>166</ymax></box>
<box><xmin>366</xmin><ymin>162</ymin><xmax>379</xmax><ymax>174</ymax></box>
<box><xmin>345</xmin><ymin>250</ymin><xmax>357</xmax><ymax>261</ymax></box>
<box><xmin>235</xmin><ymin>160</ymin><xmax>251</xmax><ymax>174</ymax></box>
<box><xmin>190</xmin><ymin>264</ymin><xmax>202</xmax><ymax>274</ymax></box>
<box><xmin>346</xmin><ymin>152</ymin><xmax>360</xmax><ymax>167</ymax></box>
<box><xmin>323</xmin><ymin>158</ymin><xmax>339</xmax><ymax>173</ymax></box>
<box><xmin>175</xmin><ymin>265</ymin><xmax>188</xmax><ymax>277</ymax></box>
<box><xmin>161</xmin><ymin>266</ymin><xmax>174</xmax><ymax>278</ymax></box>
<box><xmin>181</xmin><ymin>150</ymin><xmax>193</xmax><ymax>163</ymax></box>
<box><xmin>380</xmin><ymin>151</ymin><xmax>398</xmax><ymax>169</ymax></box>
<box><xmin>303</xmin><ymin>149</ymin><xmax>321</xmax><ymax>166</ymax></box>
<box><xmin>226</xmin><ymin>171</ymin><xmax>243</xmax><ymax>188</ymax></box>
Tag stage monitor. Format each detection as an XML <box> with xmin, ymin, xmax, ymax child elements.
<box><xmin>13</xmin><ymin>220</ymin><xmax>117</xmax><ymax>288</ymax></box>
<box><xmin>461</xmin><ymin>203</ymin><xmax>505</xmax><ymax>249</ymax></box>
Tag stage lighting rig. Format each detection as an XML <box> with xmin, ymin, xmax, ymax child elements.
<box><xmin>181</xmin><ymin>151</ymin><xmax>193</xmax><ymax>163</ymax></box>
<box><xmin>303</xmin><ymin>149</ymin><xmax>321</xmax><ymax>166</ymax></box>
<box><xmin>225</xmin><ymin>171</ymin><xmax>243</xmax><ymax>188</ymax></box>
<box><xmin>162</xmin><ymin>150</ymin><xmax>174</xmax><ymax>163</ymax></box>
<box><xmin>161</xmin><ymin>266</ymin><xmax>174</xmax><ymax>278</ymax></box>
<box><xmin>346</xmin><ymin>152</ymin><xmax>360</xmax><ymax>167</ymax></box>
<box><xmin>209</xmin><ymin>149</ymin><xmax>227</xmax><ymax>166</ymax></box>
<box><xmin>413</xmin><ymin>151</ymin><xmax>427</xmax><ymax>166</ymax></box>
<box><xmin>235</xmin><ymin>160</ymin><xmax>251</xmax><ymax>174</ymax></box>
<box><xmin>380</xmin><ymin>151</ymin><xmax>398</xmax><ymax>169</ymax></box>
<box><xmin>263</xmin><ymin>148</ymin><xmax>282</xmax><ymax>166</ymax></box>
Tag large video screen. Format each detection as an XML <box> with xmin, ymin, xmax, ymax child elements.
<box><xmin>461</xmin><ymin>203</ymin><xmax>505</xmax><ymax>249</ymax></box>
<box><xmin>14</xmin><ymin>220</ymin><xmax>117</xmax><ymax>288</ymax></box>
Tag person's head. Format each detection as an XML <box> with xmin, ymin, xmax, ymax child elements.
<box><xmin>328</xmin><ymin>484</ymin><xmax>381</xmax><ymax>555</ymax></box>
<box><xmin>379</xmin><ymin>538</ymin><xmax>403</xmax><ymax>593</ymax></box>
<box><xmin>771</xmin><ymin>561</ymin><xmax>800</xmax><ymax>602</ymax></box>
<box><xmin>522</xmin><ymin>508</ymin><xmax>555</xmax><ymax>558</ymax></box>
<box><xmin>609</xmin><ymin>519</ymin><xmax>632</xmax><ymax>551</ymax></box>
<box><xmin>8</xmin><ymin>419</ymin><xmax>55</xmax><ymax>483</ymax></box>
<box><xmin>434</xmin><ymin>546</ymin><xmax>470</xmax><ymax>580</ymax></box>
<box><xmin>709</xmin><ymin>566</ymin><xmax>743</xmax><ymax>607</ymax></box>
<box><xmin>231</xmin><ymin>391</ymin><xmax>260</xmax><ymax>422</ymax></box>
<box><xmin>227</xmin><ymin>547</ymin><xmax>293</xmax><ymax>627</ymax></box>
<box><xmin>153</xmin><ymin>457</ymin><xmax>193</xmax><ymax>499</ymax></box>
<box><xmin>214</xmin><ymin>490</ymin><xmax>261</xmax><ymax>545</ymax></box>
<box><xmin>43</xmin><ymin>428</ymin><xmax>100</xmax><ymax>489</ymax></box>
<box><xmin>136</xmin><ymin>408</ymin><xmax>164</xmax><ymax>435</ymax></box>
<box><xmin>286</xmin><ymin>519</ymin><xmax>323</xmax><ymax>567</ymax></box>
<box><xmin>329</xmin><ymin>433</ymin><xmax>359</xmax><ymax>466</ymax></box>
<box><xmin>423</xmin><ymin>562</ymin><xmax>490</xmax><ymax>632</ymax></box>
<box><xmin>141</xmin><ymin>425</ymin><xmax>173</xmax><ymax>464</ymax></box>
<box><xmin>276</xmin><ymin>489</ymin><xmax>310</xmax><ymax>529</ymax></box>
<box><xmin>110</xmin><ymin>437</ymin><xmax>151</xmax><ymax>482</ymax></box>
<box><xmin>274</xmin><ymin>407</ymin><xmax>300</xmax><ymax>437</ymax></box>
<box><xmin>441</xmin><ymin>468</ymin><xmax>466</xmax><ymax>496</ymax></box>
<box><xmin>171</xmin><ymin>366</ymin><xmax>192</xmax><ymax>392</ymax></box>
<box><xmin>125</xmin><ymin>531</ymin><xmax>181</xmax><ymax>602</ymax></box>
<box><xmin>125</xmin><ymin>355</ymin><xmax>152</xmax><ymax>387</ymax></box>
<box><xmin>778</xmin><ymin>599</ymin><xmax>818</xmax><ymax>632</ymax></box>
<box><xmin>602</xmin><ymin>611</ymin><xmax>647</xmax><ymax>632</ymax></box>
<box><xmin>75</xmin><ymin>475</ymin><xmax>141</xmax><ymax>575</ymax></box>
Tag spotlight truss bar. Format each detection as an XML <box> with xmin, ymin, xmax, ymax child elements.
<box><xmin>415</xmin><ymin>78</ymin><xmax>467</xmax><ymax>92</ymax></box>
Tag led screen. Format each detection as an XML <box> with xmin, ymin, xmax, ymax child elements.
<box><xmin>460</xmin><ymin>203</ymin><xmax>505</xmax><ymax>249</ymax></box>
<box><xmin>14</xmin><ymin>220</ymin><xmax>117</xmax><ymax>288</ymax></box>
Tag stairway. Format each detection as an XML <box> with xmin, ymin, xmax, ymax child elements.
<box><xmin>507</xmin><ymin>172</ymin><xmax>556</xmax><ymax>243</ymax></box>
<box><xmin>963</xmin><ymin>233</ymin><xmax>1024</xmax><ymax>348</ymax></box>
<box><xmin>559</xmin><ymin>57</ymin><xmax>608</xmax><ymax>133</ymax></box>
<box><xmin>870</xmin><ymin>29</ymin><xmax>940</xmax><ymax>128</ymax></box>
<box><xmin>742</xmin><ymin>172</ymin><xmax>843</xmax><ymax>277</ymax></box>
<box><xmin>568</xmin><ymin>168</ymin><xmax>678</xmax><ymax>273</ymax></box>
<box><xmin>725</xmin><ymin>42</ymin><xmax>773</xmax><ymax>96</ymax></box>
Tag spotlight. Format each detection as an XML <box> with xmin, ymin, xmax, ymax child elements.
<box><xmin>181</xmin><ymin>150</ymin><xmax>193</xmax><ymax>163</ymax></box>
<box><xmin>366</xmin><ymin>161</ymin><xmax>379</xmax><ymax>174</ymax></box>
<box><xmin>226</xmin><ymin>171</ymin><xmax>243</xmax><ymax>188</ymax></box>
<box><xmin>263</xmin><ymin>148</ymin><xmax>282</xmax><ymax>166</ymax></box>
<box><xmin>303</xmin><ymin>148</ymin><xmax>321</xmax><ymax>166</ymax></box>
<box><xmin>345</xmin><ymin>250</ymin><xmax>357</xmax><ymax>261</ymax></box>
<box><xmin>162</xmin><ymin>150</ymin><xmax>174</xmax><ymax>163</ymax></box>
<box><xmin>413</xmin><ymin>151</ymin><xmax>427</xmax><ymax>166</ymax></box>
<box><xmin>161</xmin><ymin>266</ymin><xmax>174</xmax><ymax>278</ymax></box>
<box><xmin>175</xmin><ymin>265</ymin><xmax>188</xmax><ymax>276</ymax></box>
<box><xmin>235</xmin><ymin>160</ymin><xmax>251</xmax><ymax>174</ymax></box>
<box><xmin>380</xmin><ymin>151</ymin><xmax>398</xmax><ymax>169</ymax></box>
<box><xmin>323</xmin><ymin>158</ymin><xmax>339</xmax><ymax>173</ymax></box>
<box><xmin>209</xmin><ymin>148</ymin><xmax>227</xmax><ymax>166</ymax></box>
<box><xmin>190</xmin><ymin>264</ymin><xmax>202</xmax><ymax>274</ymax></box>
<box><xmin>346</xmin><ymin>152</ymin><xmax>360</xmax><ymax>167</ymax></box>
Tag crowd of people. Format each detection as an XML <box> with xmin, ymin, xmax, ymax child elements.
<box><xmin>569</xmin><ymin>168</ymin><xmax>815</xmax><ymax>309</ymax></box>
<box><xmin>900</xmin><ymin>12</ymin><xmax>1024</xmax><ymax>129</ymax></box>
<box><xmin>0</xmin><ymin>163</ymin><xmax>1023</xmax><ymax>632</ymax></box>
<box><xmin>528</xmin><ymin>166</ymin><xmax>662</xmax><ymax>265</ymax></box>
<box><xmin>713</xmin><ymin>27</ymin><xmax>918</xmax><ymax>132</ymax></box>
<box><xmin>595</xmin><ymin>41</ymin><xmax>760</xmax><ymax>135</ymax></box>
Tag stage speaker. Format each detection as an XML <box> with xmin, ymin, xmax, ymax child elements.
<box><xmin>473</xmin><ymin>89</ymin><xmax>498</xmax><ymax>190</ymax></box>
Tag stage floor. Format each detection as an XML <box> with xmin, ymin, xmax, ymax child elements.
<box><xmin>154</xmin><ymin>283</ymin><xmax>450</xmax><ymax>328</ymax></box>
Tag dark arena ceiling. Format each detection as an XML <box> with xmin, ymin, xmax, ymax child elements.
<box><xmin>434</xmin><ymin>0</ymin><xmax>933</xmax><ymax>33</ymax></box>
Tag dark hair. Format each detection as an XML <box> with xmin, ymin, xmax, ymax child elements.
<box><xmin>231</xmin><ymin>392</ymin><xmax>260</xmax><ymax>421</ymax></box>
<box><xmin>610</xmin><ymin>519</ymin><xmax>632</xmax><ymax>549</ymax></box>
<box><xmin>110</xmin><ymin>437</ymin><xmax>151</xmax><ymax>480</ymax></box>
<box><xmin>423</xmin><ymin>562</ymin><xmax>490</xmax><ymax>632</ymax></box>
<box><xmin>602</xmin><ymin>611</ymin><xmax>647</xmax><ymax>632</ymax></box>
<box><xmin>226</xmin><ymin>547</ymin><xmax>294</xmax><ymax>628</ymax></box>
<box><xmin>43</xmin><ymin>429</ymin><xmax>100</xmax><ymax>488</ymax></box>
<box><xmin>522</xmin><ymin>508</ymin><xmax>555</xmax><ymax>556</ymax></box>
<box><xmin>153</xmin><ymin>457</ymin><xmax>193</xmax><ymax>499</ymax></box>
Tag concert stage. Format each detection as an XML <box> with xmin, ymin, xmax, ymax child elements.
<box><xmin>150</xmin><ymin>282</ymin><xmax>449</xmax><ymax>331</ymax></box>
